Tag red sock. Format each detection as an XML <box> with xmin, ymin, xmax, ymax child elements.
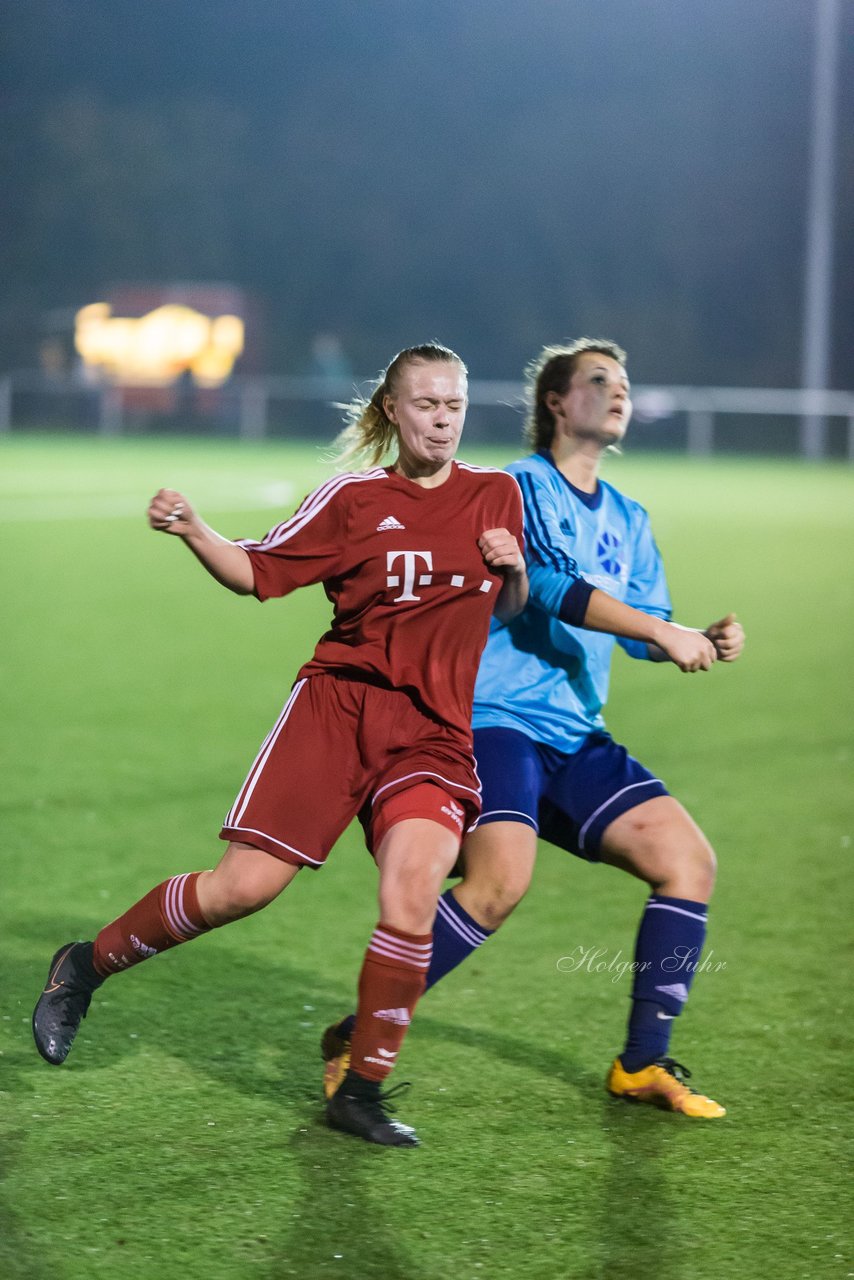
<box><xmin>349</xmin><ymin>922</ymin><xmax>432</xmax><ymax>1083</ymax></box>
<box><xmin>93</xmin><ymin>873</ymin><xmax>213</xmax><ymax>976</ymax></box>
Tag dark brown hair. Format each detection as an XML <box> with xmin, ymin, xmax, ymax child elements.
<box><xmin>524</xmin><ymin>337</ymin><xmax>627</xmax><ymax>449</ymax></box>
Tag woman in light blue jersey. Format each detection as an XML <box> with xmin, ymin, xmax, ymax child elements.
<box><xmin>462</xmin><ymin>338</ymin><xmax>743</xmax><ymax>1116</ymax></box>
<box><xmin>321</xmin><ymin>338</ymin><xmax>745</xmax><ymax>1118</ymax></box>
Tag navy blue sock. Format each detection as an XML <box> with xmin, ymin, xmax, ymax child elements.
<box><xmin>425</xmin><ymin>888</ymin><xmax>493</xmax><ymax>990</ymax></box>
<box><xmin>621</xmin><ymin>894</ymin><xmax>708</xmax><ymax>1073</ymax></box>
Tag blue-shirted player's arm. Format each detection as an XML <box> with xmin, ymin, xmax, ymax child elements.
<box><xmin>515</xmin><ymin>470</ymin><xmax>592</xmax><ymax>621</ymax></box>
<box><xmin>702</xmin><ymin>613</ymin><xmax>745</xmax><ymax>662</ymax></box>
<box><xmin>514</xmin><ymin>469</ymin><xmax>717</xmax><ymax>674</ymax></box>
<box><xmin>615</xmin><ymin>511</ymin><xmax>745</xmax><ymax>664</ymax></box>
<box><xmin>617</xmin><ymin>510</ymin><xmax>672</xmax><ymax>660</ymax></box>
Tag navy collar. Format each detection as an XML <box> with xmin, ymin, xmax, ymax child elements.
<box><xmin>537</xmin><ymin>449</ymin><xmax>602</xmax><ymax>510</ymax></box>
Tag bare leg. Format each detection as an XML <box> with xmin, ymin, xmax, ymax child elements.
<box><xmin>196</xmin><ymin>841</ymin><xmax>302</xmax><ymax>924</ymax></box>
<box><xmin>599</xmin><ymin>796</ymin><xmax>716</xmax><ymax>902</ymax></box>
<box><xmin>454</xmin><ymin>820</ymin><xmax>539</xmax><ymax>930</ymax></box>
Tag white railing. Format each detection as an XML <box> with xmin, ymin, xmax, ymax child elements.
<box><xmin>1</xmin><ymin>371</ymin><xmax>852</xmax><ymax>460</ymax></box>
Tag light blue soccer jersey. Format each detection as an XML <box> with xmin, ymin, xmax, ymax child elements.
<box><xmin>472</xmin><ymin>450</ymin><xmax>672</xmax><ymax>753</ymax></box>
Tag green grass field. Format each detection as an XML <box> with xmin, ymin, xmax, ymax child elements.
<box><xmin>2</xmin><ymin>435</ymin><xmax>852</xmax><ymax>1280</ymax></box>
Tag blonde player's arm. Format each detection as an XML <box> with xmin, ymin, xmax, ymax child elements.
<box><xmin>147</xmin><ymin>488</ymin><xmax>255</xmax><ymax>595</ymax></box>
<box><xmin>478</xmin><ymin>527</ymin><xmax>529</xmax><ymax>622</ymax></box>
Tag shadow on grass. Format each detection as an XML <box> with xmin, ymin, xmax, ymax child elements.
<box><xmin>5</xmin><ymin>912</ymin><xmax>595</xmax><ymax>1280</ymax></box>
<box><xmin>0</xmin><ymin>1133</ymin><xmax>50</xmax><ymax>1280</ymax></box>
<box><xmin>594</xmin><ymin>1096</ymin><xmax>678</xmax><ymax>1280</ymax></box>
<box><xmin>274</xmin><ymin>1121</ymin><xmax>429</xmax><ymax>1279</ymax></box>
<box><xmin>5</xmin><ymin>913</ymin><xmax>432</xmax><ymax>1277</ymax></box>
<box><xmin>14</xmin><ymin>909</ymin><xmax>686</xmax><ymax>1279</ymax></box>
<box><xmin>414</xmin><ymin>1006</ymin><xmax>589</xmax><ymax>1087</ymax></box>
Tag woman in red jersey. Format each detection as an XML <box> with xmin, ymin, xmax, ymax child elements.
<box><xmin>32</xmin><ymin>343</ymin><xmax>527</xmax><ymax>1147</ymax></box>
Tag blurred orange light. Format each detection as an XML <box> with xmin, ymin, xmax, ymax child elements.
<box><xmin>74</xmin><ymin>302</ymin><xmax>245</xmax><ymax>387</ymax></box>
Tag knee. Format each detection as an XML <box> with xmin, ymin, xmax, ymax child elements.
<box><xmin>457</xmin><ymin>866</ymin><xmax>531</xmax><ymax>932</ymax></box>
<box><xmin>672</xmin><ymin>831</ymin><xmax>716</xmax><ymax>900</ymax></box>
<box><xmin>453</xmin><ymin>824</ymin><xmax>537</xmax><ymax>930</ymax></box>
<box><xmin>649</xmin><ymin>835</ymin><xmax>717</xmax><ymax>902</ymax></box>
<box><xmin>381</xmin><ymin>885</ymin><xmax>440</xmax><ymax>936</ymax></box>
<box><xmin>696</xmin><ymin>839</ymin><xmax>717</xmax><ymax>901</ymax></box>
<box><xmin>606</xmin><ymin>801</ymin><xmax>719</xmax><ymax>903</ymax></box>
<box><xmin>380</xmin><ymin>856</ymin><xmax>455</xmax><ymax>935</ymax></box>
<box><xmin>692</xmin><ymin>839</ymin><xmax>717</xmax><ymax>900</ymax></box>
<box><xmin>198</xmin><ymin>864</ymin><xmax>282</xmax><ymax>926</ymax></box>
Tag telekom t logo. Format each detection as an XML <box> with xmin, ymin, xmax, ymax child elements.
<box><xmin>387</xmin><ymin>550</ymin><xmax>433</xmax><ymax>602</ymax></box>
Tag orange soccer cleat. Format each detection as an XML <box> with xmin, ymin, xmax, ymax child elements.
<box><xmin>606</xmin><ymin>1056</ymin><xmax>726</xmax><ymax>1119</ymax></box>
<box><xmin>321</xmin><ymin>1015</ymin><xmax>354</xmax><ymax>1100</ymax></box>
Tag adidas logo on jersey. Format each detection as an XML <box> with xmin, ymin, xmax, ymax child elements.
<box><xmin>373</xmin><ymin>1007</ymin><xmax>411</xmax><ymax>1025</ymax></box>
<box><xmin>377</xmin><ymin>515</ymin><xmax>406</xmax><ymax>531</ymax></box>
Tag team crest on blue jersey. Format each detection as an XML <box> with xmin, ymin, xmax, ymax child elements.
<box><xmin>596</xmin><ymin>531</ymin><xmax>623</xmax><ymax>576</ymax></box>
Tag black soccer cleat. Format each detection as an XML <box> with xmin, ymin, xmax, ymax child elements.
<box><xmin>326</xmin><ymin>1076</ymin><xmax>419</xmax><ymax>1147</ymax></box>
<box><xmin>32</xmin><ymin>942</ymin><xmax>104</xmax><ymax>1065</ymax></box>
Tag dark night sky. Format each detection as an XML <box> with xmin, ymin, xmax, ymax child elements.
<box><xmin>2</xmin><ymin>0</ymin><xmax>852</xmax><ymax>386</ymax></box>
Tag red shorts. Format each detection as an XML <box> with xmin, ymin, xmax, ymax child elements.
<box><xmin>219</xmin><ymin>674</ymin><xmax>481</xmax><ymax>867</ymax></box>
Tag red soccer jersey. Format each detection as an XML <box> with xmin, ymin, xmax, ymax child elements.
<box><xmin>236</xmin><ymin>461</ymin><xmax>524</xmax><ymax>740</ymax></box>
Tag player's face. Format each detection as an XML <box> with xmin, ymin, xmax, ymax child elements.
<box><xmin>385</xmin><ymin>360</ymin><xmax>468</xmax><ymax>475</ymax></box>
<box><xmin>548</xmin><ymin>352</ymin><xmax>632</xmax><ymax>445</ymax></box>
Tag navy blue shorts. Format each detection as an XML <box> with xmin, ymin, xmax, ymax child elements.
<box><xmin>472</xmin><ymin>726</ymin><xmax>668</xmax><ymax>861</ymax></box>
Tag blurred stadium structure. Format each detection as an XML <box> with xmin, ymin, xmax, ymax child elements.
<box><xmin>4</xmin><ymin>267</ymin><xmax>851</xmax><ymax>459</ymax></box>
<box><xmin>3</xmin><ymin>1</ymin><xmax>850</xmax><ymax>461</ymax></box>
<box><xmin>2</xmin><ymin>368</ymin><xmax>852</xmax><ymax>460</ymax></box>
